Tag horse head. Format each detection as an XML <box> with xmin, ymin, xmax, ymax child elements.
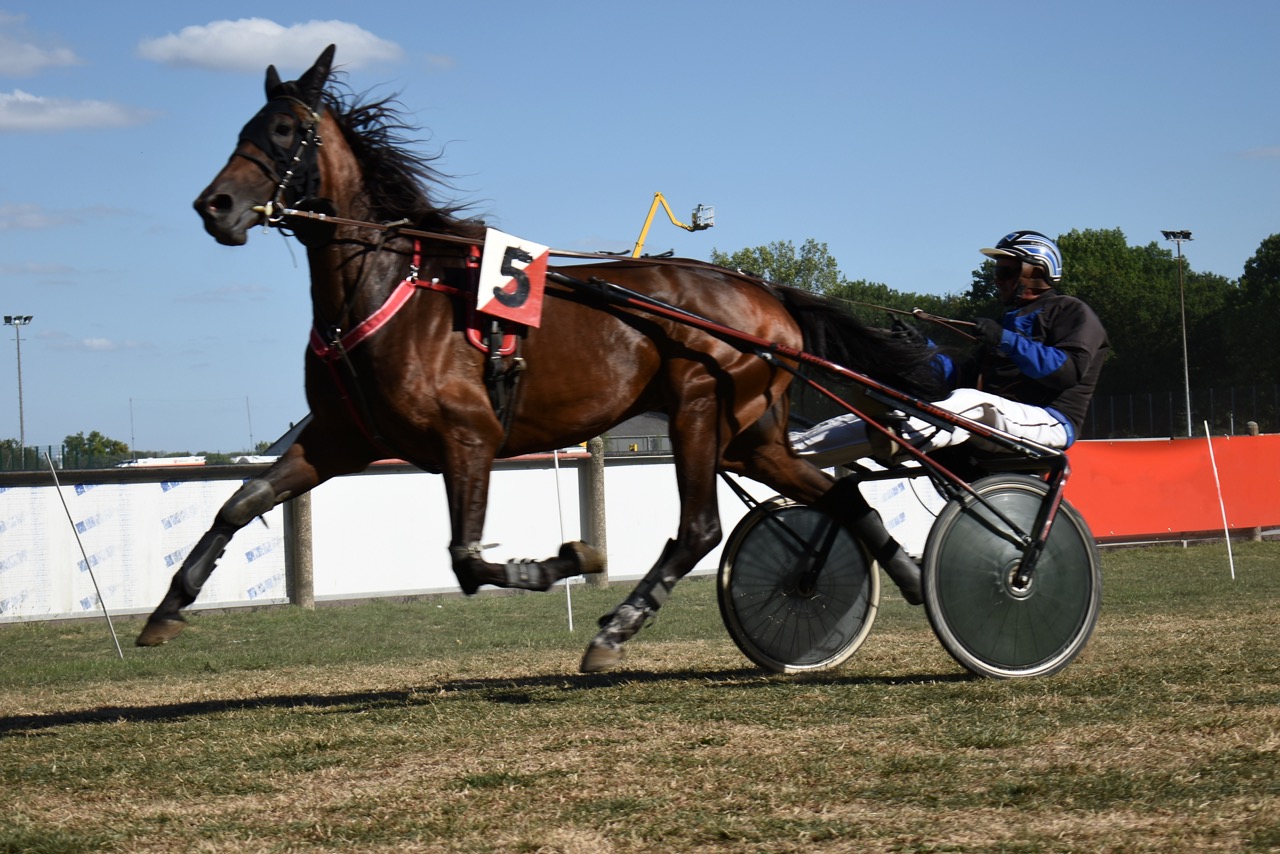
<box><xmin>193</xmin><ymin>44</ymin><xmax>337</xmax><ymax>246</ymax></box>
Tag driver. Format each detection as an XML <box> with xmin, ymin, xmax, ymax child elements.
<box><xmin>795</xmin><ymin>230</ymin><xmax>1110</xmax><ymax>604</ymax></box>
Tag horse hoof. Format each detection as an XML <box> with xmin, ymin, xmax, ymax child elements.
<box><xmin>135</xmin><ymin>617</ymin><xmax>187</xmax><ymax>647</ymax></box>
<box><xmin>580</xmin><ymin>639</ymin><xmax>624</xmax><ymax>673</ymax></box>
<box><xmin>456</xmin><ymin>568</ymin><xmax>481</xmax><ymax>596</ymax></box>
<box><xmin>560</xmin><ymin>541</ymin><xmax>604</xmax><ymax>576</ymax></box>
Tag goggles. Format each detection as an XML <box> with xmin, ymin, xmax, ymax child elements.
<box><xmin>993</xmin><ymin>263</ymin><xmax>1023</xmax><ymax>282</ymax></box>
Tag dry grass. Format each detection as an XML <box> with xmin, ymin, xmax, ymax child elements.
<box><xmin>1</xmin><ymin>542</ymin><xmax>1278</xmax><ymax>852</ymax></box>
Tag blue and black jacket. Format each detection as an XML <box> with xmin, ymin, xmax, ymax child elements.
<box><xmin>981</xmin><ymin>289</ymin><xmax>1110</xmax><ymax>444</ymax></box>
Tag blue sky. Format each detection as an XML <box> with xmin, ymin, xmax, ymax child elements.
<box><xmin>1</xmin><ymin>2</ymin><xmax>1276</xmax><ymax>454</ymax></box>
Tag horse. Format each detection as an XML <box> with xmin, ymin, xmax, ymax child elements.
<box><xmin>136</xmin><ymin>45</ymin><xmax>945</xmax><ymax>672</ymax></box>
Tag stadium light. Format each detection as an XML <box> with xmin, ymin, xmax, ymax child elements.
<box><xmin>4</xmin><ymin>314</ymin><xmax>34</xmax><ymax>455</ymax></box>
<box><xmin>1160</xmin><ymin>231</ymin><xmax>1193</xmax><ymax>437</ymax></box>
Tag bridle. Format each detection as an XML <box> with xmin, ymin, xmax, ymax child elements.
<box><xmin>232</xmin><ymin>95</ymin><xmax>325</xmax><ymax>223</ymax></box>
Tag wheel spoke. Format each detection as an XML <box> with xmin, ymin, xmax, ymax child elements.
<box><xmin>718</xmin><ymin>499</ymin><xmax>879</xmax><ymax>672</ymax></box>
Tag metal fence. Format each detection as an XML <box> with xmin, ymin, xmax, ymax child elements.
<box><xmin>1086</xmin><ymin>385</ymin><xmax>1279</xmax><ymax>439</ymax></box>
<box><xmin>0</xmin><ymin>446</ymin><xmax>134</xmax><ymax>473</ymax></box>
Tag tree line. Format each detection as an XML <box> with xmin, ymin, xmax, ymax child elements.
<box><xmin>711</xmin><ymin>228</ymin><xmax>1280</xmax><ymax>435</ymax></box>
<box><xmin>0</xmin><ymin>432</ymin><xmax>270</xmax><ymax>471</ymax></box>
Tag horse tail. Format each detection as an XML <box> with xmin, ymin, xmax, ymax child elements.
<box><xmin>773</xmin><ymin>285</ymin><xmax>948</xmax><ymax>401</ymax></box>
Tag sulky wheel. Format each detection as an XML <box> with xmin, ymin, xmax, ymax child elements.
<box><xmin>718</xmin><ymin>496</ymin><xmax>879</xmax><ymax>673</ymax></box>
<box><xmin>922</xmin><ymin>474</ymin><xmax>1102</xmax><ymax>679</ymax></box>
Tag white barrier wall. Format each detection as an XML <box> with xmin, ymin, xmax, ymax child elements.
<box><xmin>0</xmin><ymin>479</ymin><xmax>287</xmax><ymax>620</ymax></box>
<box><xmin>309</xmin><ymin>457</ymin><xmax>591</xmax><ymax>599</ymax></box>
<box><xmin>0</xmin><ymin>456</ymin><xmax>942</xmax><ymax>623</ymax></box>
<box><xmin>307</xmin><ymin>455</ymin><xmax>783</xmax><ymax>598</ymax></box>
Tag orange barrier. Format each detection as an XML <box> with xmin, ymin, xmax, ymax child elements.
<box><xmin>1064</xmin><ymin>435</ymin><xmax>1280</xmax><ymax>540</ymax></box>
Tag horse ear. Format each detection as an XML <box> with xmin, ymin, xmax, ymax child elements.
<box><xmin>295</xmin><ymin>44</ymin><xmax>336</xmax><ymax>108</ymax></box>
<box><xmin>264</xmin><ymin>64</ymin><xmax>282</xmax><ymax>98</ymax></box>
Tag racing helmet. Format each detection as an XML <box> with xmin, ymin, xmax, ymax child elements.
<box><xmin>980</xmin><ymin>230</ymin><xmax>1063</xmax><ymax>284</ymax></box>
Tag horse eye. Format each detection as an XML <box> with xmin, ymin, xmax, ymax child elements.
<box><xmin>273</xmin><ymin>120</ymin><xmax>294</xmax><ymax>137</ymax></box>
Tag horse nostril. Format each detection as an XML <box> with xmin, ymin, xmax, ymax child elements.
<box><xmin>206</xmin><ymin>193</ymin><xmax>234</xmax><ymax>214</ymax></box>
<box><xmin>194</xmin><ymin>193</ymin><xmax>234</xmax><ymax>217</ymax></box>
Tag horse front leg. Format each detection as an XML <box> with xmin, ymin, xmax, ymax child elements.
<box><xmin>443</xmin><ymin>451</ymin><xmax>604</xmax><ymax>596</ymax></box>
<box><xmin>135</xmin><ymin>440</ymin><xmax>349</xmax><ymax>646</ymax></box>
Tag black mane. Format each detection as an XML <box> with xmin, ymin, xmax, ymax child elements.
<box><xmin>321</xmin><ymin>83</ymin><xmax>480</xmax><ymax>237</ymax></box>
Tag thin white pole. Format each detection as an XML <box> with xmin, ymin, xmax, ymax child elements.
<box><xmin>1203</xmin><ymin>422</ymin><xmax>1236</xmax><ymax>580</ymax></box>
<box><xmin>246</xmin><ymin>396</ymin><xmax>255</xmax><ymax>451</ymax></box>
<box><xmin>552</xmin><ymin>448</ymin><xmax>573</xmax><ymax>631</ymax></box>
<box><xmin>45</xmin><ymin>453</ymin><xmax>124</xmax><ymax>658</ymax></box>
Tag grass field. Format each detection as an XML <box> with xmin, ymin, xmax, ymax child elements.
<box><xmin>1</xmin><ymin>541</ymin><xmax>1277</xmax><ymax>853</ymax></box>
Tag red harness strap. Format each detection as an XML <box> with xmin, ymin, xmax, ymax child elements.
<box><xmin>462</xmin><ymin>244</ymin><xmax>519</xmax><ymax>356</ymax></box>
<box><xmin>309</xmin><ymin>241</ymin><xmax>516</xmax><ymax>360</ymax></box>
<box><xmin>308</xmin><ymin>240</ymin><xmax>520</xmax><ymax>449</ymax></box>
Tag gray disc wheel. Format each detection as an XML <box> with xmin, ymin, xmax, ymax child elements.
<box><xmin>923</xmin><ymin>475</ymin><xmax>1102</xmax><ymax>679</ymax></box>
<box><xmin>718</xmin><ymin>497</ymin><xmax>879</xmax><ymax>673</ymax></box>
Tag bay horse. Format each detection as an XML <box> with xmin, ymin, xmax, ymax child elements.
<box><xmin>137</xmin><ymin>45</ymin><xmax>945</xmax><ymax>672</ymax></box>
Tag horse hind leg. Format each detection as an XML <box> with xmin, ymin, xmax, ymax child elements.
<box><xmin>580</xmin><ymin>411</ymin><xmax>725</xmax><ymax>672</ymax></box>
<box><xmin>135</xmin><ymin>478</ymin><xmax>279</xmax><ymax>646</ymax></box>
<box><xmin>579</xmin><ymin>537</ymin><xmax>688</xmax><ymax>673</ymax></box>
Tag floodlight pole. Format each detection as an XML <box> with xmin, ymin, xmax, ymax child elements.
<box><xmin>3</xmin><ymin>314</ymin><xmax>33</xmax><ymax>456</ymax></box>
<box><xmin>1160</xmin><ymin>231</ymin><xmax>1193</xmax><ymax>437</ymax></box>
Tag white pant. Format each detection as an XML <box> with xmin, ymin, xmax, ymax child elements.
<box><xmin>789</xmin><ymin>388</ymin><xmax>1069</xmax><ymax>467</ymax></box>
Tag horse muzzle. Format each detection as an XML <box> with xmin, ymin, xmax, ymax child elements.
<box><xmin>193</xmin><ymin>189</ymin><xmax>263</xmax><ymax>246</ymax></box>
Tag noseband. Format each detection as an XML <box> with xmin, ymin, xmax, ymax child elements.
<box><xmin>233</xmin><ymin>96</ymin><xmax>324</xmax><ymax>219</ymax></box>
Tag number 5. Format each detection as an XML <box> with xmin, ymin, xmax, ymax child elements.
<box><xmin>495</xmin><ymin>246</ymin><xmax>532</xmax><ymax>308</ymax></box>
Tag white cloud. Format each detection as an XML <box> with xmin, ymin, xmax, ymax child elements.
<box><xmin>0</xmin><ymin>261</ymin><xmax>76</xmax><ymax>275</ymax></box>
<box><xmin>0</xmin><ymin>202</ymin><xmax>130</xmax><ymax>230</ymax></box>
<box><xmin>423</xmin><ymin>54</ymin><xmax>457</xmax><ymax>72</ymax></box>
<box><xmin>43</xmin><ymin>334</ymin><xmax>144</xmax><ymax>353</ymax></box>
<box><xmin>0</xmin><ymin>202</ymin><xmax>77</xmax><ymax>230</ymax></box>
<box><xmin>0</xmin><ymin>89</ymin><xmax>155</xmax><ymax>132</ymax></box>
<box><xmin>137</xmin><ymin>18</ymin><xmax>402</xmax><ymax>73</ymax></box>
<box><xmin>1240</xmin><ymin>146</ymin><xmax>1280</xmax><ymax>159</ymax></box>
<box><xmin>176</xmin><ymin>283</ymin><xmax>272</xmax><ymax>304</ymax></box>
<box><xmin>0</xmin><ymin>13</ymin><xmax>81</xmax><ymax>76</ymax></box>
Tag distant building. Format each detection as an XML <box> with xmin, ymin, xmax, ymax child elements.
<box><xmin>115</xmin><ymin>456</ymin><xmax>206</xmax><ymax>468</ymax></box>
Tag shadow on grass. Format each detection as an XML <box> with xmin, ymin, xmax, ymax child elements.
<box><xmin>0</xmin><ymin>667</ymin><xmax>970</xmax><ymax>736</ymax></box>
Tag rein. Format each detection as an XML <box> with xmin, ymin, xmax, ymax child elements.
<box><xmin>837</xmin><ymin>299</ymin><xmax>977</xmax><ymax>341</ymax></box>
<box><xmin>264</xmin><ymin>206</ymin><xmax>981</xmax><ymax>341</ymax></box>
<box><xmin>256</xmin><ymin>204</ymin><xmax>709</xmax><ymax>264</ymax></box>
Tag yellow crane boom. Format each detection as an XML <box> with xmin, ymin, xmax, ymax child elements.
<box><xmin>631</xmin><ymin>192</ymin><xmax>714</xmax><ymax>258</ymax></box>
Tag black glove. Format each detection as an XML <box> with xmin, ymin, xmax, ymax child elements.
<box><xmin>973</xmin><ymin>318</ymin><xmax>1004</xmax><ymax>349</ymax></box>
<box><xmin>890</xmin><ymin>318</ymin><xmax>926</xmax><ymax>347</ymax></box>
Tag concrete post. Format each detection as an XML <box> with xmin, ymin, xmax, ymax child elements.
<box><xmin>284</xmin><ymin>492</ymin><xmax>315</xmax><ymax>608</ymax></box>
<box><xmin>582</xmin><ymin>436</ymin><xmax>609</xmax><ymax>586</ymax></box>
